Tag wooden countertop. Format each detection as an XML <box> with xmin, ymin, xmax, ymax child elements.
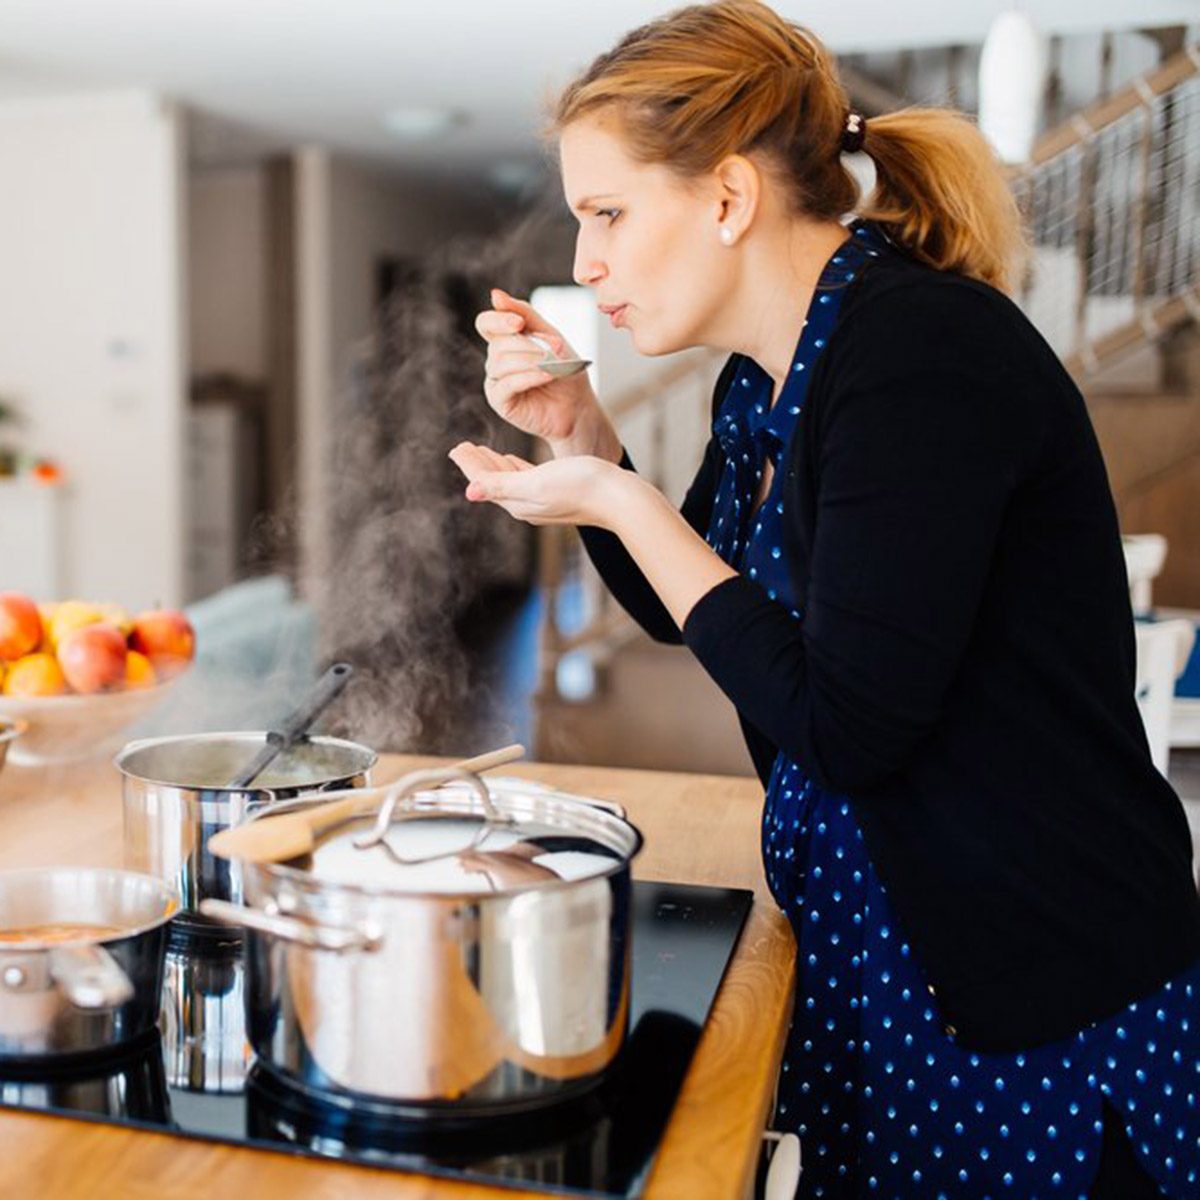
<box><xmin>0</xmin><ymin>753</ymin><xmax>795</xmax><ymax>1200</ymax></box>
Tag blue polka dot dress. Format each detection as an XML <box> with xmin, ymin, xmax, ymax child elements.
<box><xmin>705</xmin><ymin>219</ymin><xmax>1200</xmax><ymax>1199</ymax></box>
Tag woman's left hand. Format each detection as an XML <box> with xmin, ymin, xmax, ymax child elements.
<box><xmin>448</xmin><ymin>441</ymin><xmax>638</xmax><ymax>530</ymax></box>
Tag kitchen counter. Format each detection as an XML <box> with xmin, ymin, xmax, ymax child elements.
<box><xmin>0</xmin><ymin>754</ymin><xmax>795</xmax><ymax>1200</ymax></box>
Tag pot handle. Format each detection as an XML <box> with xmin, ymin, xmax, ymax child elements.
<box><xmin>577</xmin><ymin>797</ymin><xmax>628</xmax><ymax>821</ymax></box>
<box><xmin>199</xmin><ymin>899</ymin><xmax>384</xmax><ymax>955</ymax></box>
<box><xmin>352</xmin><ymin>766</ymin><xmax>504</xmax><ymax>863</ymax></box>
<box><xmin>244</xmin><ymin>788</ymin><xmax>282</xmax><ymax>816</ymax></box>
<box><xmin>49</xmin><ymin>945</ymin><xmax>135</xmax><ymax>1010</ymax></box>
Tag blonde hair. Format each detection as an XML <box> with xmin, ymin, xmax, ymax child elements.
<box><xmin>552</xmin><ymin>0</ymin><xmax>1028</xmax><ymax>294</ymax></box>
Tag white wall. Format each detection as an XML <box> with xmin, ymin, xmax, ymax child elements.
<box><xmin>0</xmin><ymin>89</ymin><xmax>186</xmax><ymax>609</ymax></box>
<box><xmin>188</xmin><ymin>165</ymin><xmax>266</xmax><ymax>379</ymax></box>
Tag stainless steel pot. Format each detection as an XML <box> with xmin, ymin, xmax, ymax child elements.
<box><xmin>161</xmin><ymin>935</ymin><xmax>249</xmax><ymax>1095</ymax></box>
<box><xmin>0</xmin><ymin>867</ymin><xmax>177</xmax><ymax>1059</ymax></box>
<box><xmin>201</xmin><ymin>768</ymin><xmax>642</xmax><ymax>1112</ymax></box>
<box><xmin>116</xmin><ymin>732</ymin><xmax>376</xmax><ymax>924</ymax></box>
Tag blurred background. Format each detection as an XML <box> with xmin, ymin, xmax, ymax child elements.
<box><xmin>0</xmin><ymin>1</ymin><xmax>1197</xmax><ymax>810</ymax></box>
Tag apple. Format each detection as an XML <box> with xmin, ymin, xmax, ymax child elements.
<box><xmin>0</xmin><ymin>593</ymin><xmax>43</xmax><ymax>661</ymax></box>
<box><xmin>47</xmin><ymin>600</ymin><xmax>104</xmax><ymax>652</ymax></box>
<box><xmin>96</xmin><ymin>603</ymin><xmax>134</xmax><ymax>639</ymax></box>
<box><xmin>129</xmin><ymin>609</ymin><xmax>195</xmax><ymax>677</ymax></box>
<box><xmin>56</xmin><ymin>623</ymin><xmax>128</xmax><ymax>694</ymax></box>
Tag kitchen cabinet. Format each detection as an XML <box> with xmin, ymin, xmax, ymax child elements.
<box><xmin>186</xmin><ymin>396</ymin><xmax>262</xmax><ymax>603</ymax></box>
<box><xmin>0</xmin><ymin>477</ymin><xmax>63</xmax><ymax>596</ymax></box>
<box><xmin>0</xmin><ymin>755</ymin><xmax>794</xmax><ymax>1200</ymax></box>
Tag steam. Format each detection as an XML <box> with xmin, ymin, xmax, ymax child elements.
<box><xmin>117</xmin><ymin>182</ymin><xmax>576</xmax><ymax>761</ymax></box>
<box><xmin>303</xmin><ymin>185</ymin><xmax>574</xmax><ymax>755</ymax></box>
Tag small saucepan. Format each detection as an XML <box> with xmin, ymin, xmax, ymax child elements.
<box><xmin>0</xmin><ymin>867</ymin><xmax>177</xmax><ymax>1061</ymax></box>
<box><xmin>116</xmin><ymin>732</ymin><xmax>377</xmax><ymax>928</ymax></box>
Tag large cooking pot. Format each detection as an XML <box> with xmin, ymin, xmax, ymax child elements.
<box><xmin>0</xmin><ymin>867</ymin><xmax>176</xmax><ymax>1060</ymax></box>
<box><xmin>201</xmin><ymin>768</ymin><xmax>642</xmax><ymax>1113</ymax></box>
<box><xmin>116</xmin><ymin>732</ymin><xmax>376</xmax><ymax>926</ymax></box>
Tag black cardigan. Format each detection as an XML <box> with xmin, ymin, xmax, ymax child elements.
<box><xmin>579</xmin><ymin>249</ymin><xmax>1200</xmax><ymax>1052</ymax></box>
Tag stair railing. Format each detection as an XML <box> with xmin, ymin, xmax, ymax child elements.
<box><xmin>1011</xmin><ymin>44</ymin><xmax>1199</xmax><ymax>377</ymax></box>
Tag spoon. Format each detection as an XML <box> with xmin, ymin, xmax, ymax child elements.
<box><xmin>524</xmin><ymin>334</ymin><xmax>591</xmax><ymax>379</ymax></box>
<box><xmin>226</xmin><ymin>662</ymin><xmax>354</xmax><ymax>789</ymax></box>
<box><xmin>206</xmin><ymin>742</ymin><xmax>526</xmax><ymax>864</ymax></box>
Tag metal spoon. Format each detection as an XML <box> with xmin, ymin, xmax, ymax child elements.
<box><xmin>226</xmin><ymin>662</ymin><xmax>354</xmax><ymax>789</ymax></box>
<box><xmin>524</xmin><ymin>334</ymin><xmax>591</xmax><ymax>379</ymax></box>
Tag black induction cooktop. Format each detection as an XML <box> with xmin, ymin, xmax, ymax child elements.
<box><xmin>0</xmin><ymin>882</ymin><xmax>753</xmax><ymax>1198</ymax></box>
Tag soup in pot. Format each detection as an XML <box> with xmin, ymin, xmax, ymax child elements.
<box><xmin>0</xmin><ymin>923</ymin><xmax>123</xmax><ymax>944</ymax></box>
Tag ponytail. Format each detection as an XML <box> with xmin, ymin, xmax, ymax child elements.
<box><xmin>858</xmin><ymin>107</ymin><xmax>1029</xmax><ymax>294</ymax></box>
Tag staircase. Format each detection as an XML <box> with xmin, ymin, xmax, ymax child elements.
<box><xmin>1012</xmin><ymin>44</ymin><xmax>1200</xmax><ymax>378</ymax></box>
<box><xmin>532</xmin><ymin>35</ymin><xmax>1200</xmax><ymax>775</ymax></box>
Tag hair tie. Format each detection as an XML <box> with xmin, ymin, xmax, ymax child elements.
<box><xmin>840</xmin><ymin>111</ymin><xmax>867</xmax><ymax>155</ymax></box>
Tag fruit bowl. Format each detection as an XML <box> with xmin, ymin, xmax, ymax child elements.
<box><xmin>0</xmin><ymin>719</ymin><xmax>26</xmax><ymax>775</ymax></box>
<box><xmin>0</xmin><ymin>674</ymin><xmax>185</xmax><ymax>767</ymax></box>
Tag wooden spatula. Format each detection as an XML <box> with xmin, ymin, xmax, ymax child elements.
<box><xmin>206</xmin><ymin>743</ymin><xmax>525</xmax><ymax>864</ymax></box>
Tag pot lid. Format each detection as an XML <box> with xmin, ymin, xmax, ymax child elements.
<box><xmin>266</xmin><ymin>771</ymin><xmax>642</xmax><ymax>897</ymax></box>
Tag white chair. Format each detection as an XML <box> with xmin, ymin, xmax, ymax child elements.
<box><xmin>1134</xmin><ymin>618</ymin><xmax>1196</xmax><ymax>774</ymax></box>
<box><xmin>1122</xmin><ymin>534</ymin><xmax>1168</xmax><ymax>618</ymax></box>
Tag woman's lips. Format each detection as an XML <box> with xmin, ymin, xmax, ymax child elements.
<box><xmin>601</xmin><ymin>304</ymin><xmax>628</xmax><ymax>328</ymax></box>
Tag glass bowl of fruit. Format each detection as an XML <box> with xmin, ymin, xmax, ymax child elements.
<box><xmin>0</xmin><ymin>593</ymin><xmax>195</xmax><ymax>767</ymax></box>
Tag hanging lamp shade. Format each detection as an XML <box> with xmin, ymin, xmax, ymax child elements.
<box><xmin>978</xmin><ymin>9</ymin><xmax>1047</xmax><ymax>164</ymax></box>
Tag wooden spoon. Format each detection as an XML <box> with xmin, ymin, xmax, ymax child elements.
<box><xmin>206</xmin><ymin>743</ymin><xmax>525</xmax><ymax>865</ymax></box>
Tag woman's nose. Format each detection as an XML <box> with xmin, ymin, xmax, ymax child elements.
<box><xmin>573</xmin><ymin>239</ymin><xmax>607</xmax><ymax>287</ymax></box>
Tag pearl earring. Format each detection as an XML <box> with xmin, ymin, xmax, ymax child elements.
<box><xmin>719</xmin><ymin>227</ymin><xmax>734</xmax><ymax>246</ymax></box>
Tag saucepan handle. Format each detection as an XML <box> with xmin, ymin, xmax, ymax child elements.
<box><xmin>199</xmin><ymin>899</ymin><xmax>383</xmax><ymax>955</ymax></box>
<box><xmin>49</xmin><ymin>944</ymin><xmax>135</xmax><ymax>1010</ymax></box>
<box><xmin>577</xmin><ymin>797</ymin><xmax>628</xmax><ymax>821</ymax></box>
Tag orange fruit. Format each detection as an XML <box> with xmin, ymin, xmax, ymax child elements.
<box><xmin>124</xmin><ymin>651</ymin><xmax>157</xmax><ymax>690</ymax></box>
<box><xmin>3</xmin><ymin>653</ymin><xmax>67</xmax><ymax>697</ymax></box>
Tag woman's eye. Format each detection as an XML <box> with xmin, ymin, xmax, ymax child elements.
<box><xmin>596</xmin><ymin>208</ymin><xmax>622</xmax><ymax>225</ymax></box>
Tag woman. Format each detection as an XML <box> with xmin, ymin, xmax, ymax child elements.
<box><xmin>449</xmin><ymin>2</ymin><xmax>1200</xmax><ymax>1196</ymax></box>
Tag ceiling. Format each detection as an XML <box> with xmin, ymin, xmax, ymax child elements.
<box><xmin>0</xmin><ymin>0</ymin><xmax>1196</xmax><ymax>187</ymax></box>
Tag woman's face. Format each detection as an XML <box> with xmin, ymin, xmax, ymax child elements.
<box><xmin>559</xmin><ymin>115</ymin><xmax>733</xmax><ymax>357</ymax></box>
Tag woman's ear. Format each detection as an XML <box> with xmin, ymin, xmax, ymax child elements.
<box><xmin>712</xmin><ymin>153</ymin><xmax>762</xmax><ymax>246</ymax></box>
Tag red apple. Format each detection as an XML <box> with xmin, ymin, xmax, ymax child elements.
<box><xmin>0</xmin><ymin>592</ymin><xmax>43</xmax><ymax>661</ymax></box>
<box><xmin>56</xmin><ymin>623</ymin><xmax>128</xmax><ymax>694</ymax></box>
<box><xmin>129</xmin><ymin>609</ymin><xmax>195</xmax><ymax>677</ymax></box>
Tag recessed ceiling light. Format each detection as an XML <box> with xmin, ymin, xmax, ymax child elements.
<box><xmin>382</xmin><ymin>106</ymin><xmax>468</xmax><ymax>140</ymax></box>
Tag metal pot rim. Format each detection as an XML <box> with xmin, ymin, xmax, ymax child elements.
<box><xmin>247</xmin><ymin>785</ymin><xmax>644</xmax><ymax>902</ymax></box>
<box><xmin>0</xmin><ymin>719</ymin><xmax>26</xmax><ymax>746</ymax></box>
<box><xmin>113</xmin><ymin>731</ymin><xmax>378</xmax><ymax>792</ymax></box>
<box><xmin>0</xmin><ymin>867</ymin><xmax>179</xmax><ymax>948</ymax></box>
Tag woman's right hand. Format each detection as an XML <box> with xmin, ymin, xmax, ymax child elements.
<box><xmin>475</xmin><ymin>288</ymin><xmax>621</xmax><ymax>462</ymax></box>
